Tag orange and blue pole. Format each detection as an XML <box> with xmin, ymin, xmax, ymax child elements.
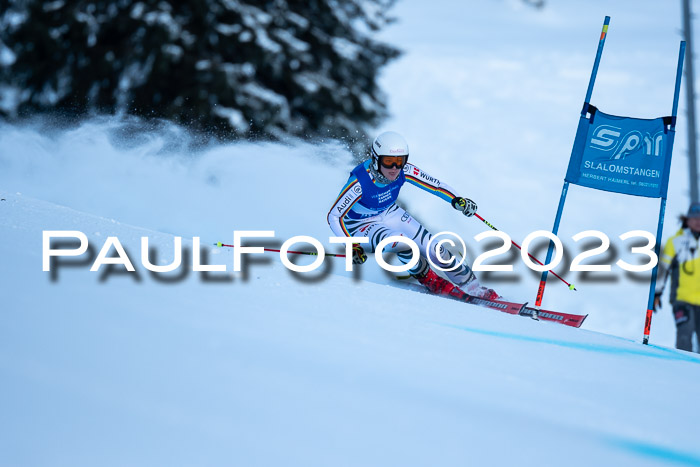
<box><xmin>643</xmin><ymin>41</ymin><xmax>686</xmax><ymax>345</ymax></box>
<box><xmin>535</xmin><ymin>16</ymin><xmax>610</xmax><ymax>309</ymax></box>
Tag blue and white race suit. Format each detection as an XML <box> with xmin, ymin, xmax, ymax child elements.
<box><xmin>327</xmin><ymin>159</ymin><xmax>477</xmax><ymax>287</ymax></box>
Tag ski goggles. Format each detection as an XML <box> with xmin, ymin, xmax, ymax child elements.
<box><xmin>379</xmin><ymin>155</ymin><xmax>407</xmax><ymax>169</ymax></box>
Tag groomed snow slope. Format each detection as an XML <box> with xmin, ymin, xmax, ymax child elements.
<box><xmin>2</xmin><ymin>124</ymin><xmax>700</xmax><ymax>466</ymax></box>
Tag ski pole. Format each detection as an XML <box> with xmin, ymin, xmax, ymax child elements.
<box><xmin>214</xmin><ymin>242</ymin><xmax>347</xmax><ymax>258</ymax></box>
<box><xmin>473</xmin><ymin>213</ymin><xmax>576</xmax><ymax>291</ymax></box>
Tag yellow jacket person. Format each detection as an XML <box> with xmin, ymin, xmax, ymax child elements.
<box><xmin>655</xmin><ymin>202</ymin><xmax>700</xmax><ymax>352</ymax></box>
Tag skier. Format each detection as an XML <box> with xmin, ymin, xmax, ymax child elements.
<box><xmin>326</xmin><ymin>131</ymin><xmax>499</xmax><ymax>300</ymax></box>
<box><xmin>654</xmin><ymin>202</ymin><xmax>700</xmax><ymax>352</ymax></box>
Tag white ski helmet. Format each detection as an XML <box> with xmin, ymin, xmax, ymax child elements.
<box><xmin>371</xmin><ymin>131</ymin><xmax>409</xmax><ymax>170</ymax></box>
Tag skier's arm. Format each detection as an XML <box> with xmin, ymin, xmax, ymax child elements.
<box><xmin>403</xmin><ymin>163</ymin><xmax>460</xmax><ymax>203</ymax></box>
<box><xmin>327</xmin><ymin>176</ymin><xmax>362</xmax><ymax>237</ymax></box>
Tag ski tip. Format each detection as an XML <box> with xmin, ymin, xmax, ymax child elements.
<box><xmin>569</xmin><ymin>314</ymin><xmax>589</xmax><ymax>328</ymax></box>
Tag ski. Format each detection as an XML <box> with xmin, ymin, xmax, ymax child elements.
<box><xmin>399</xmin><ymin>279</ymin><xmax>587</xmax><ymax>328</ymax></box>
<box><xmin>522</xmin><ymin>306</ymin><xmax>587</xmax><ymax>328</ymax></box>
<box><xmin>445</xmin><ymin>288</ymin><xmax>528</xmax><ymax>315</ymax></box>
<box><xmin>399</xmin><ymin>280</ymin><xmax>528</xmax><ymax>315</ymax></box>
<box><xmin>435</xmin><ymin>287</ymin><xmax>588</xmax><ymax>328</ymax></box>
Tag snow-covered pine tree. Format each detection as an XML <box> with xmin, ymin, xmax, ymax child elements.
<box><xmin>0</xmin><ymin>0</ymin><xmax>399</xmax><ymax>146</ymax></box>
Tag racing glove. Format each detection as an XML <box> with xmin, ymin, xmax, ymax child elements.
<box><xmin>452</xmin><ymin>197</ymin><xmax>478</xmax><ymax>217</ymax></box>
<box><xmin>352</xmin><ymin>244</ymin><xmax>367</xmax><ymax>264</ymax></box>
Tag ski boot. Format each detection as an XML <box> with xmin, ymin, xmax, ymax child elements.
<box><xmin>414</xmin><ymin>267</ymin><xmax>501</xmax><ymax>301</ymax></box>
<box><xmin>465</xmin><ymin>282</ymin><xmax>501</xmax><ymax>300</ymax></box>
<box><xmin>413</xmin><ymin>268</ymin><xmax>457</xmax><ymax>296</ymax></box>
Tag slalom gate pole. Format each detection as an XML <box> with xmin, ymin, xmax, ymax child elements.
<box><xmin>535</xmin><ymin>182</ymin><xmax>570</xmax><ymax>308</ymax></box>
<box><xmin>643</xmin><ymin>199</ymin><xmax>666</xmax><ymax>345</ymax></box>
<box><xmin>536</xmin><ymin>16</ymin><xmax>610</xmax><ymax>309</ymax></box>
<box><xmin>214</xmin><ymin>242</ymin><xmax>347</xmax><ymax>258</ymax></box>
<box><xmin>642</xmin><ymin>41</ymin><xmax>686</xmax><ymax>345</ymax></box>
<box><xmin>583</xmin><ymin>16</ymin><xmax>610</xmax><ymax>104</ymax></box>
<box><xmin>474</xmin><ymin>213</ymin><xmax>576</xmax><ymax>291</ymax></box>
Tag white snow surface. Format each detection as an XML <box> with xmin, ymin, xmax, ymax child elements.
<box><xmin>3</xmin><ymin>1</ymin><xmax>700</xmax><ymax>465</ymax></box>
<box><xmin>2</xmin><ymin>123</ymin><xmax>700</xmax><ymax>466</ymax></box>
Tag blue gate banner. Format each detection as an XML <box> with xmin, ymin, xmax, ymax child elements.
<box><xmin>564</xmin><ymin>109</ymin><xmax>674</xmax><ymax>198</ymax></box>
